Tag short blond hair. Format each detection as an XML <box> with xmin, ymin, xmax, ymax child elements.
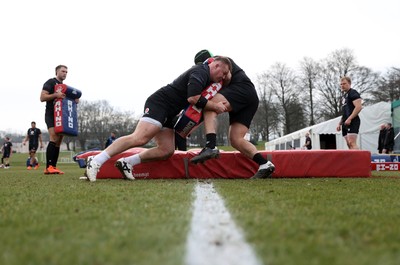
<box><xmin>341</xmin><ymin>76</ymin><xmax>351</xmax><ymax>85</ymax></box>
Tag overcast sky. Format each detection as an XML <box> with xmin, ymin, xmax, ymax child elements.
<box><xmin>1</xmin><ymin>0</ymin><xmax>399</xmax><ymax>135</ymax></box>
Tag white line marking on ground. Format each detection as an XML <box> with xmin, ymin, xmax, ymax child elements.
<box><xmin>185</xmin><ymin>181</ymin><xmax>263</xmax><ymax>265</ymax></box>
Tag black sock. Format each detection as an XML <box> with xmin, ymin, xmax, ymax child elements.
<box><xmin>253</xmin><ymin>153</ymin><xmax>268</xmax><ymax>165</ymax></box>
<box><xmin>54</xmin><ymin>146</ymin><xmax>60</xmax><ymax>167</ymax></box>
<box><xmin>205</xmin><ymin>133</ymin><xmax>216</xmax><ymax>149</ymax></box>
<box><xmin>46</xmin><ymin>141</ymin><xmax>57</xmax><ymax>168</ymax></box>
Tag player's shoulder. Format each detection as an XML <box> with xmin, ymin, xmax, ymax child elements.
<box><xmin>349</xmin><ymin>88</ymin><xmax>361</xmax><ymax>98</ymax></box>
<box><xmin>43</xmin><ymin>77</ymin><xmax>57</xmax><ymax>87</ymax></box>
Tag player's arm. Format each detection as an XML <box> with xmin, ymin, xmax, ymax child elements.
<box><xmin>22</xmin><ymin>134</ymin><xmax>28</xmax><ymax>145</ymax></box>
<box><xmin>188</xmin><ymin>94</ymin><xmax>226</xmax><ymax>114</ymax></box>
<box><xmin>40</xmin><ymin>89</ymin><xmax>65</xmax><ymax>102</ymax></box>
<box><xmin>345</xmin><ymin>98</ymin><xmax>362</xmax><ymax>125</ymax></box>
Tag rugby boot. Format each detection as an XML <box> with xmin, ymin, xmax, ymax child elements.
<box><xmin>54</xmin><ymin>167</ymin><xmax>64</xmax><ymax>174</ymax></box>
<box><xmin>251</xmin><ymin>161</ymin><xmax>275</xmax><ymax>179</ymax></box>
<box><xmin>115</xmin><ymin>158</ymin><xmax>135</xmax><ymax>180</ymax></box>
<box><xmin>85</xmin><ymin>156</ymin><xmax>101</xmax><ymax>182</ymax></box>
<box><xmin>190</xmin><ymin>147</ymin><xmax>220</xmax><ymax>164</ymax></box>
<box><xmin>45</xmin><ymin>165</ymin><xmax>63</xmax><ymax>174</ymax></box>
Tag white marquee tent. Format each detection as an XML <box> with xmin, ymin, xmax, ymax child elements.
<box><xmin>265</xmin><ymin>102</ymin><xmax>391</xmax><ymax>153</ymax></box>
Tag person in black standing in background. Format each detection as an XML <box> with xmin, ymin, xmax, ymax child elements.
<box><xmin>105</xmin><ymin>132</ymin><xmax>117</xmax><ymax>148</ymax></box>
<box><xmin>1</xmin><ymin>137</ymin><xmax>13</xmax><ymax>169</ymax></box>
<box><xmin>336</xmin><ymin>76</ymin><xmax>362</xmax><ymax>150</ymax></box>
<box><xmin>303</xmin><ymin>132</ymin><xmax>312</xmax><ymax>150</ymax></box>
<box><xmin>23</xmin><ymin>121</ymin><xmax>43</xmax><ymax>152</ymax></box>
<box><xmin>383</xmin><ymin>123</ymin><xmax>395</xmax><ymax>154</ymax></box>
<box><xmin>377</xmin><ymin>123</ymin><xmax>387</xmax><ymax>154</ymax></box>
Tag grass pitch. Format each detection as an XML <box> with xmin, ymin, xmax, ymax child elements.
<box><xmin>0</xmin><ymin>153</ymin><xmax>400</xmax><ymax>265</ymax></box>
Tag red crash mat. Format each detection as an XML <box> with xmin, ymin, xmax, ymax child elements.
<box><xmin>76</xmin><ymin>148</ymin><xmax>371</xmax><ymax>179</ymax></box>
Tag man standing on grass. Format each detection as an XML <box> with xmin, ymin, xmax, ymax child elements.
<box><xmin>336</xmin><ymin>76</ymin><xmax>362</xmax><ymax>150</ymax></box>
<box><xmin>1</xmin><ymin>137</ymin><xmax>12</xmax><ymax>169</ymax></box>
<box><xmin>40</xmin><ymin>65</ymin><xmax>79</xmax><ymax>174</ymax></box>
<box><xmin>23</xmin><ymin>121</ymin><xmax>43</xmax><ymax>152</ymax></box>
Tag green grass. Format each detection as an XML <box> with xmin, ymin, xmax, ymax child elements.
<box><xmin>214</xmin><ymin>178</ymin><xmax>400</xmax><ymax>265</ymax></box>
<box><xmin>1</xmin><ymin>153</ymin><xmax>400</xmax><ymax>265</ymax></box>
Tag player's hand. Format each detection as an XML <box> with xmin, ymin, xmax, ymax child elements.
<box><xmin>344</xmin><ymin>118</ymin><xmax>352</xmax><ymax>126</ymax></box>
<box><xmin>55</xmin><ymin>90</ymin><xmax>66</xmax><ymax>99</ymax></box>
<box><xmin>214</xmin><ymin>101</ymin><xmax>227</xmax><ymax>114</ymax></box>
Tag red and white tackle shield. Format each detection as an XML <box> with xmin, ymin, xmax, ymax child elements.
<box><xmin>174</xmin><ymin>81</ymin><xmax>222</xmax><ymax>138</ymax></box>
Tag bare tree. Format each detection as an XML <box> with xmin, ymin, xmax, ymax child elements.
<box><xmin>317</xmin><ymin>48</ymin><xmax>359</xmax><ymax>119</ymax></box>
<box><xmin>77</xmin><ymin>100</ymin><xmax>137</xmax><ymax>150</ymax></box>
<box><xmin>298</xmin><ymin>57</ymin><xmax>321</xmax><ymax>126</ymax></box>
<box><xmin>264</xmin><ymin>62</ymin><xmax>301</xmax><ymax>134</ymax></box>
<box><xmin>255</xmin><ymin>73</ymin><xmax>280</xmax><ymax>141</ymax></box>
<box><xmin>317</xmin><ymin>48</ymin><xmax>379</xmax><ymax>119</ymax></box>
<box><xmin>371</xmin><ymin>67</ymin><xmax>400</xmax><ymax>103</ymax></box>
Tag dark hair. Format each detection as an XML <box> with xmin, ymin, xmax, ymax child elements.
<box><xmin>55</xmin><ymin>65</ymin><xmax>68</xmax><ymax>74</ymax></box>
<box><xmin>194</xmin><ymin>50</ymin><xmax>213</xmax><ymax>65</ymax></box>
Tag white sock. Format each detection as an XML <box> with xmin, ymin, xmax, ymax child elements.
<box><xmin>94</xmin><ymin>151</ymin><xmax>111</xmax><ymax>166</ymax></box>
<box><xmin>125</xmin><ymin>154</ymin><xmax>141</xmax><ymax>166</ymax></box>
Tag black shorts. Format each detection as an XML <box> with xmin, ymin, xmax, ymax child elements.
<box><xmin>219</xmin><ymin>81</ymin><xmax>259</xmax><ymax>128</ymax></box>
<box><xmin>142</xmin><ymin>95</ymin><xmax>181</xmax><ymax>129</ymax></box>
<box><xmin>342</xmin><ymin>118</ymin><xmax>360</xmax><ymax>137</ymax></box>
<box><xmin>29</xmin><ymin>143</ymin><xmax>39</xmax><ymax>151</ymax></box>
<box><xmin>2</xmin><ymin>152</ymin><xmax>11</xmax><ymax>158</ymax></box>
<box><xmin>45</xmin><ymin>111</ymin><xmax>54</xmax><ymax>129</ymax></box>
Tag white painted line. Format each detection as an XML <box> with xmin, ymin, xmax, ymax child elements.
<box><xmin>185</xmin><ymin>181</ymin><xmax>262</xmax><ymax>265</ymax></box>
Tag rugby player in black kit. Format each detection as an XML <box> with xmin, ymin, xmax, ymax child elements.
<box><xmin>85</xmin><ymin>56</ymin><xmax>232</xmax><ymax>181</ymax></box>
<box><xmin>190</xmin><ymin>55</ymin><xmax>276</xmax><ymax>179</ymax></box>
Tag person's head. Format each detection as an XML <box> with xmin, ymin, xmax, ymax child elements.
<box><xmin>111</xmin><ymin>132</ymin><xmax>116</xmax><ymax>137</ymax></box>
<box><xmin>340</xmin><ymin>76</ymin><xmax>351</xmax><ymax>92</ymax></box>
<box><xmin>380</xmin><ymin>123</ymin><xmax>386</xmax><ymax>130</ymax></box>
<box><xmin>31</xmin><ymin>121</ymin><xmax>36</xmax><ymax>128</ymax></box>
<box><xmin>208</xmin><ymin>56</ymin><xmax>232</xmax><ymax>83</ymax></box>
<box><xmin>387</xmin><ymin>123</ymin><xmax>392</xmax><ymax>129</ymax></box>
<box><xmin>194</xmin><ymin>50</ymin><xmax>213</xmax><ymax>65</ymax></box>
<box><xmin>306</xmin><ymin>132</ymin><xmax>310</xmax><ymax>137</ymax></box>
<box><xmin>55</xmin><ymin>65</ymin><xmax>68</xmax><ymax>81</ymax></box>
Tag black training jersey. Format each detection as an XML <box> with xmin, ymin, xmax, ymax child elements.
<box><xmin>2</xmin><ymin>141</ymin><xmax>12</xmax><ymax>154</ymax></box>
<box><xmin>150</xmin><ymin>63</ymin><xmax>212</xmax><ymax>114</ymax></box>
<box><xmin>27</xmin><ymin>128</ymin><xmax>41</xmax><ymax>146</ymax></box>
<box><xmin>42</xmin><ymin>78</ymin><xmax>63</xmax><ymax>114</ymax></box>
<box><xmin>342</xmin><ymin>88</ymin><xmax>361</xmax><ymax>120</ymax></box>
<box><xmin>227</xmin><ymin>58</ymin><xmax>252</xmax><ymax>84</ymax></box>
